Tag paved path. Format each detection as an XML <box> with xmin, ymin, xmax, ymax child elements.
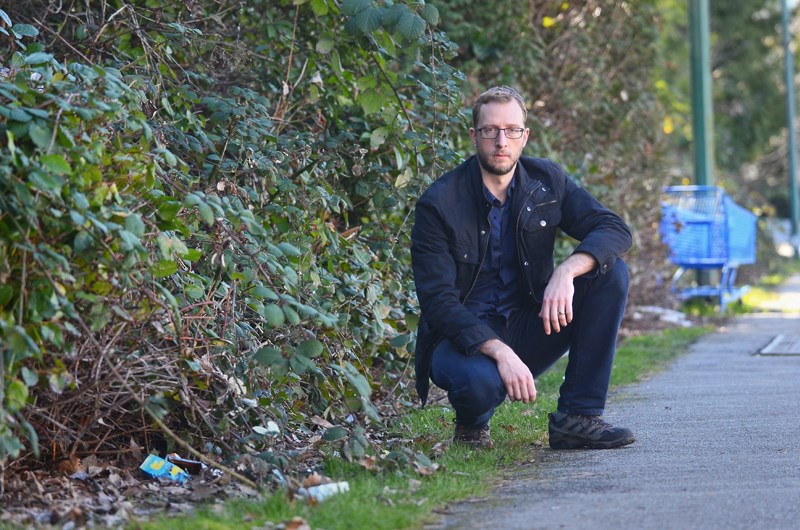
<box><xmin>434</xmin><ymin>280</ymin><xmax>800</xmax><ymax>530</ymax></box>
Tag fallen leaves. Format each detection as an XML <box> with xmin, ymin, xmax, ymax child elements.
<box><xmin>0</xmin><ymin>455</ymin><xmax>261</xmax><ymax>528</ymax></box>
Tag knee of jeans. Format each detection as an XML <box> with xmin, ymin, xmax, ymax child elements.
<box><xmin>607</xmin><ymin>259</ymin><xmax>630</xmax><ymax>294</ymax></box>
<box><xmin>453</xmin><ymin>368</ymin><xmax>505</xmax><ymax>406</ymax></box>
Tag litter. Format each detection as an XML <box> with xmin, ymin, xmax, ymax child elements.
<box><xmin>139</xmin><ymin>454</ymin><xmax>190</xmax><ymax>483</ymax></box>
<box><xmin>296</xmin><ymin>481</ymin><xmax>349</xmax><ymax>502</ymax></box>
<box><xmin>166</xmin><ymin>453</ymin><xmax>206</xmax><ymax>475</ymax></box>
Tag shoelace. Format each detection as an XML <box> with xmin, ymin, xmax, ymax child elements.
<box><xmin>577</xmin><ymin>415</ymin><xmax>613</xmax><ymax>432</ymax></box>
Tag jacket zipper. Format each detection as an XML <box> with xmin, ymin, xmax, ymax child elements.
<box><xmin>462</xmin><ymin>211</ymin><xmax>492</xmax><ymax>304</ymax></box>
<box><xmin>516</xmin><ymin>182</ymin><xmax>556</xmax><ymax>295</ymax></box>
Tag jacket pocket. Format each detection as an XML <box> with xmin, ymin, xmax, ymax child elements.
<box><xmin>451</xmin><ymin>240</ymin><xmax>478</xmax><ymax>265</ymax></box>
<box><xmin>521</xmin><ymin>203</ymin><xmax>561</xmax><ymax>233</ymax></box>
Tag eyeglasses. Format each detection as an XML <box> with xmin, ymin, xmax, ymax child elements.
<box><xmin>477</xmin><ymin>127</ymin><xmax>526</xmax><ymax>139</ymax></box>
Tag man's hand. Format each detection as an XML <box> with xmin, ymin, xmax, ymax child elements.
<box><xmin>480</xmin><ymin>339</ymin><xmax>537</xmax><ymax>403</ymax></box>
<box><xmin>539</xmin><ymin>252</ymin><xmax>597</xmax><ymax>335</ymax></box>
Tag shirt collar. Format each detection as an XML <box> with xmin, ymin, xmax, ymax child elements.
<box><xmin>482</xmin><ymin>175</ymin><xmax>516</xmax><ymax>207</ymax></box>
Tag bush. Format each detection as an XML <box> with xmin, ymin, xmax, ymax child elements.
<box><xmin>0</xmin><ymin>0</ymin><xmax>461</xmax><ymax>470</ymax></box>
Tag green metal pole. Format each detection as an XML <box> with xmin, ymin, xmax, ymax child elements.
<box><xmin>690</xmin><ymin>0</ymin><xmax>714</xmax><ymax>290</ymax></box>
<box><xmin>783</xmin><ymin>0</ymin><xmax>800</xmax><ymax>258</ymax></box>
<box><xmin>690</xmin><ymin>0</ymin><xmax>714</xmax><ymax>186</ymax></box>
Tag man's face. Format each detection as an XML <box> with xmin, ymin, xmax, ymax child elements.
<box><xmin>469</xmin><ymin>101</ymin><xmax>529</xmax><ymax>178</ymax></box>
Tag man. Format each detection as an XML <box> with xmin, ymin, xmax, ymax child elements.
<box><xmin>410</xmin><ymin>86</ymin><xmax>634</xmax><ymax>450</ymax></box>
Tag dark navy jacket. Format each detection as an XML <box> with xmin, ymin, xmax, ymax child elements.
<box><xmin>410</xmin><ymin>155</ymin><xmax>632</xmax><ymax>404</ymax></box>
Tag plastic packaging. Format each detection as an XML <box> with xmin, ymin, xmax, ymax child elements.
<box><xmin>139</xmin><ymin>454</ymin><xmax>190</xmax><ymax>483</ymax></box>
<box><xmin>296</xmin><ymin>481</ymin><xmax>350</xmax><ymax>502</ymax></box>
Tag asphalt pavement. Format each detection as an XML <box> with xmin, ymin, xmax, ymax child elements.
<box><xmin>432</xmin><ymin>276</ymin><xmax>800</xmax><ymax>530</ymax></box>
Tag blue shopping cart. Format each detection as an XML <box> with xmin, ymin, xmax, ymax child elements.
<box><xmin>659</xmin><ymin>186</ymin><xmax>758</xmax><ymax>311</ymax></box>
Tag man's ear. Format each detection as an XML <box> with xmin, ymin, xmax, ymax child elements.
<box><xmin>469</xmin><ymin>127</ymin><xmax>477</xmax><ymax>145</ymax></box>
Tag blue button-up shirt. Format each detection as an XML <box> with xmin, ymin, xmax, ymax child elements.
<box><xmin>464</xmin><ymin>178</ymin><xmax>522</xmax><ymax>324</ymax></box>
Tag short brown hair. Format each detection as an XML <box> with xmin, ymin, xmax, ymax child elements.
<box><xmin>472</xmin><ymin>86</ymin><xmax>527</xmax><ymax>128</ymax></box>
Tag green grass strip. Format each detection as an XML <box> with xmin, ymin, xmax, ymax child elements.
<box><xmin>135</xmin><ymin>326</ymin><xmax>711</xmax><ymax>530</ymax></box>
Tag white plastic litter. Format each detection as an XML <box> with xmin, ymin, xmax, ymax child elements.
<box><xmin>296</xmin><ymin>481</ymin><xmax>350</xmax><ymax>502</ymax></box>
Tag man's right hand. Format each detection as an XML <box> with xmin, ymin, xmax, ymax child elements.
<box><xmin>479</xmin><ymin>339</ymin><xmax>537</xmax><ymax>403</ymax></box>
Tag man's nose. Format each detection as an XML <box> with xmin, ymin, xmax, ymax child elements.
<box><xmin>495</xmin><ymin>130</ymin><xmax>509</xmax><ymax>146</ymax></box>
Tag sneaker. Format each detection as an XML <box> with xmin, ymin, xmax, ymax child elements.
<box><xmin>548</xmin><ymin>412</ymin><xmax>635</xmax><ymax>449</ymax></box>
<box><xmin>453</xmin><ymin>423</ymin><xmax>494</xmax><ymax>449</ymax></box>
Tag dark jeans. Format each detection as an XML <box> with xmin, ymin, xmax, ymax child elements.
<box><xmin>430</xmin><ymin>260</ymin><xmax>629</xmax><ymax>428</ymax></box>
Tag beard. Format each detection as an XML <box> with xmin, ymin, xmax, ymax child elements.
<box><xmin>476</xmin><ymin>148</ymin><xmax>518</xmax><ymax>176</ymax></box>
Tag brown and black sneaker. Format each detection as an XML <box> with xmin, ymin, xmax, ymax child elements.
<box><xmin>453</xmin><ymin>423</ymin><xmax>494</xmax><ymax>450</ymax></box>
<box><xmin>548</xmin><ymin>412</ymin><xmax>635</xmax><ymax>449</ymax></box>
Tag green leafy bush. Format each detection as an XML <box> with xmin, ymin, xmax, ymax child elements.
<box><xmin>0</xmin><ymin>0</ymin><xmax>461</xmax><ymax>469</ymax></box>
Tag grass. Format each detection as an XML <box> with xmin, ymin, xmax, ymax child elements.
<box><xmin>133</xmin><ymin>326</ymin><xmax>710</xmax><ymax>530</ymax></box>
<box><xmin>678</xmin><ymin>257</ymin><xmax>800</xmax><ymax>315</ymax></box>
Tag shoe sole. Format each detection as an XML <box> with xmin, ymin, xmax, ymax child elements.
<box><xmin>548</xmin><ymin>433</ymin><xmax>635</xmax><ymax>450</ymax></box>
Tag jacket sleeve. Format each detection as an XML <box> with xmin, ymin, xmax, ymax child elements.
<box><xmin>558</xmin><ymin>174</ymin><xmax>632</xmax><ymax>274</ymax></box>
<box><xmin>411</xmin><ymin>195</ymin><xmax>500</xmax><ymax>354</ymax></box>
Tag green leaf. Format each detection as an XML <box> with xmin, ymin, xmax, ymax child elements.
<box><xmin>264</xmin><ymin>304</ymin><xmax>285</xmax><ymax>327</ymax></box>
<box><xmin>381</xmin><ymin>4</ymin><xmax>406</xmax><ymax>27</ymax></box>
<box><xmin>157</xmin><ymin>200</ymin><xmax>182</xmax><ymax>221</ymax></box>
<box><xmin>316</xmin><ymin>36</ymin><xmax>334</xmax><ymax>54</ymax></box>
<box><xmin>0</xmin><ymin>9</ymin><xmax>11</xmax><ymax>27</ymax></box>
<box><xmin>197</xmin><ymin>202</ymin><xmax>215</xmax><ymax>226</ymax></box>
<box><xmin>420</xmin><ymin>4</ymin><xmax>439</xmax><ymax>26</ymax></box>
<box><xmin>185</xmin><ymin>284</ymin><xmax>204</xmax><ymax>300</ymax></box>
<box><xmin>347</xmin><ymin>437</ymin><xmax>366</xmax><ymax>459</ymax></box>
<box><xmin>397</xmin><ymin>10</ymin><xmax>426</xmax><ymax>41</ymax></box>
<box><xmin>370</xmin><ymin>127</ymin><xmax>389</xmax><ymax>148</ymax></box>
<box><xmin>13</xmin><ymin>24</ymin><xmax>39</xmax><ymax>38</ymax></box>
<box><xmin>341</xmin><ymin>0</ymin><xmax>371</xmax><ymax>16</ymax></box>
<box><xmin>40</xmin><ymin>154</ymin><xmax>72</xmax><ymax>175</ymax></box>
<box><xmin>21</xmin><ymin>367</ymin><xmax>39</xmax><ymax>387</ymax></box>
<box><xmin>0</xmin><ymin>284</ymin><xmax>13</xmax><ymax>307</ymax></box>
<box><xmin>28</xmin><ymin>122</ymin><xmax>52</xmax><ymax>149</ymax></box>
<box><xmin>389</xmin><ymin>333</ymin><xmax>411</xmax><ymax>348</ymax></box>
<box><xmin>357</xmin><ymin>75</ymin><xmax>377</xmax><ymax>91</ymax></box>
<box><xmin>152</xmin><ymin>260</ymin><xmax>178</xmax><ymax>278</ymax></box>
<box><xmin>395</xmin><ymin>167</ymin><xmax>413</xmax><ymax>188</ymax></box>
<box><xmin>359</xmin><ymin>89</ymin><xmax>384</xmax><ymax>115</ymax></box>
<box><xmin>9</xmin><ymin>108</ymin><xmax>31</xmax><ymax>122</ymax></box>
<box><xmin>29</xmin><ymin>170</ymin><xmax>64</xmax><ymax>196</ymax></box>
<box><xmin>309</xmin><ymin>0</ymin><xmax>329</xmax><ymax>16</ymax></box>
<box><xmin>253</xmin><ymin>285</ymin><xmax>279</xmax><ymax>301</ymax></box>
<box><xmin>355</xmin><ymin>6</ymin><xmax>383</xmax><ymax>34</ymax></box>
<box><xmin>183</xmin><ymin>193</ymin><xmax>202</xmax><ymax>207</ymax></box>
<box><xmin>289</xmin><ymin>353</ymin><xmax>316</xmax><ymax>374</ymax></box>
<box><xmin>295</xmin><ymin>339</ymin><xmax>324</xmax><ymax>358</ymax></box>
<box><xmin>277</xmin><ymin>242</ymin><xmax>302</xmax><ymax>257</ymax></box>
<box><xmin>340</xmin><ymin>361</ymin><xmax>371</xmax><ymax>398</ymax></box>
<box><xmin>179</xmin><ymin>248</ymin><xmax>202</xmax><ymax>262</ymax></box>
<box><xmin>266</xmin><ymin>242</ymin><xmax>284</xmax><ymax>257</ymax></box>
<box><xmin>118</xmin><ymin>230</ymin><xmax>142</xmax><ymax>251</ymax></box>
<box><xmin>322</xmin><ymin>426</ymin><xmax>349</xmax><ymax>441</ymax></box>
<box><xmin>73</xmin><ymin>231</ymin><xmax>92</xmax><ymax>253</ymax></box>
<box><xmin>125</xmin><ymin>213</ymin><xmax>145</xmax><ymax>237</ymax></box>
<box><xmin>25</xmin><ymin>108</ymin><xmax>50</xmax><ymax>119</ymax></box>
<box><xmin>161</xmin><ymin>148</ymin><xmax>178</xmax><ymax>166</ymax></box>
<box><xmin>283</xmin><ymin>305</ymin><xmax>301</xmax><ymax>324</ymax></box>
<box><xmin>282</xmin><ymin>266</ymin><xmax>299</xmax><ymax>286</ymax></box>
<box><xmin>24</xmin><ymin>52</ymin><xmax>53</xmax><ymax>65</ymax></box>
<box><xmin>253</xmin><ymin>347</ymin><xmax>283</xmax><ymax>366</ymax></box>
<box><xmin>6</xmin><ymin>379</ymin><xmax>29</xmax><ymax>412</ymax></box>
<box><xmin>7</xmin><ymin>326</ymin><xmax>38</xmax><ymax>359</ymax></box>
